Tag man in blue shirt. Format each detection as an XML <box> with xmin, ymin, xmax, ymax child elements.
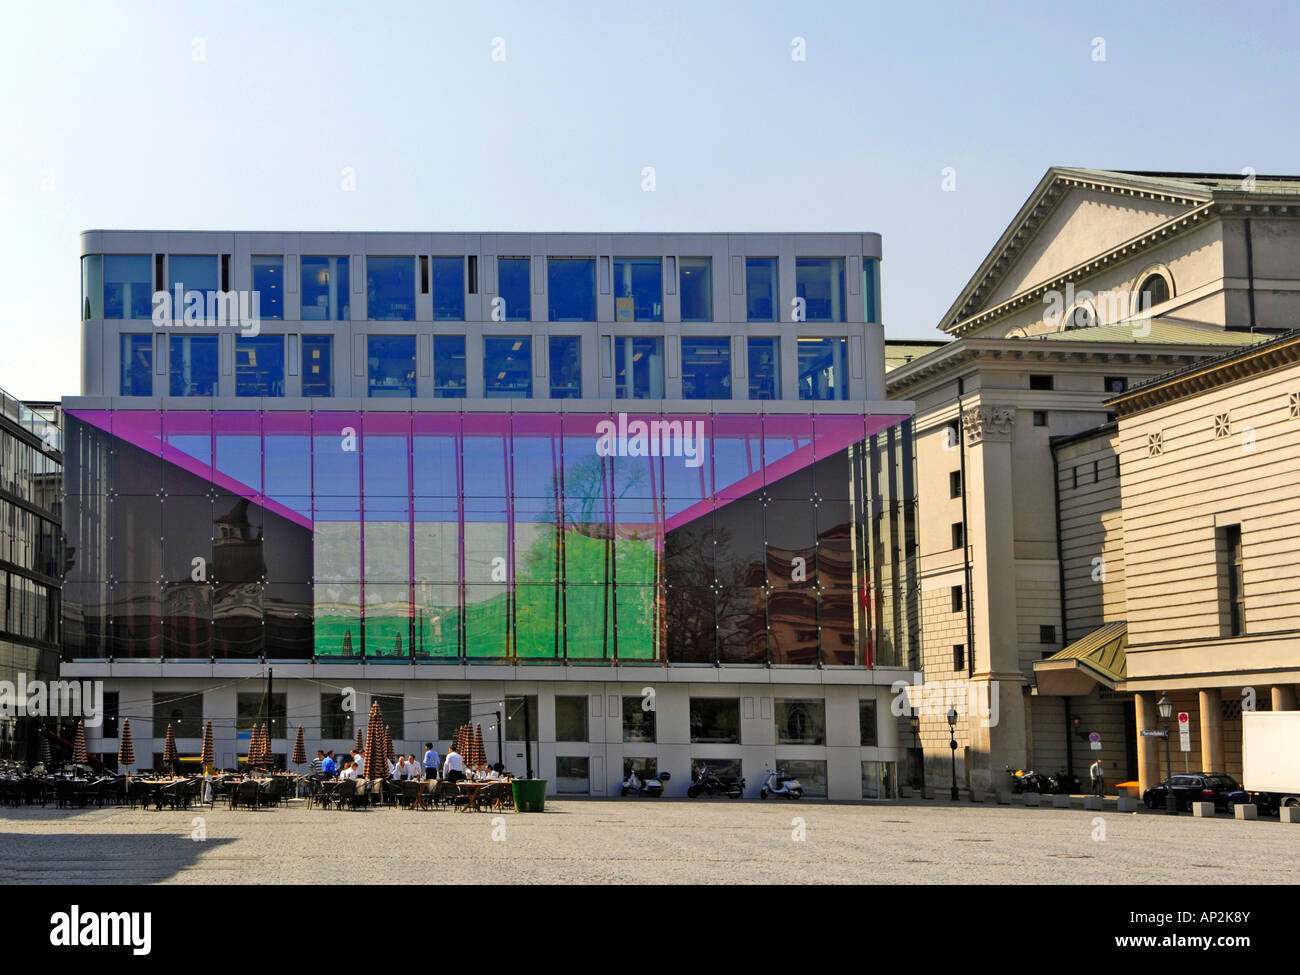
<box><xmin>322</xmin><ymin>751</ymin><xmax>337</xmax><ymax>777</ymax></box>
<box><xmin>424</xmin><ymin>743</ymin><xmax>440</xmax><ymax>780</ymax></box>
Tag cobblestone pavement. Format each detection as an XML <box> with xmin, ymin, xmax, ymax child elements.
<box><xmin>1</xmin><ymin>798</ymin><xmax>1296</xmax><ymax>884</ymax></box>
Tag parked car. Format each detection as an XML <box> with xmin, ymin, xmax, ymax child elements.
<box><xmin>1142</xmin><ymin>772</ymin><xmax>1249</xmax><ymax>812</ymax></box>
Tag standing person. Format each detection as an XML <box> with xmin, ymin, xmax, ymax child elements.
<box><xmin>1089</xmin><ymin>757</ymin><xmax>1105</xmax><ymax>797</ymax></box>
<box><xmin>322</xmin><ymin>751</ymin><xmax>337</xmax><ymax>777</ymax></box>
<box><xmin>310</xmin><ymin>750</ymin><xmax>324</xmax><ymax>777</ymax></box>
<box><xmin>442</xmin><ymin>744</ymin><xmax>465</xmax><ymax>783</ymax></box>
<box><xmin>355</xmin><ymin>749</ymin><xmax>366</xmax><ymax>778</ymax></box>
<box><xmin>423</xmin><ymin>742</ymin><xmax>440</xmax><ymax>780</ymax></box>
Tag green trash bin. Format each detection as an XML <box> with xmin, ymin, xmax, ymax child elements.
<box><xmin>511</xmin><ymin>779</ymin><xmax>548</xmax><ymax>812</ymax></box>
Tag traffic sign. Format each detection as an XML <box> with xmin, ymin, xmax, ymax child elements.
<box><xmin>1140</xmin><ymin>730</ymin><xmax>1168</xmax><ymax>738</ymax></box>
<box><xmin>1178</xmin><ymin>711</ymin><xmax>1189</xmax><ymax>724</ymax></box>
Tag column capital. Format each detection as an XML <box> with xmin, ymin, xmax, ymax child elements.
<box><xmin>962</xmin><ymin>404</ymin><xmax>1015</xmax><ymax>445</ymax></box>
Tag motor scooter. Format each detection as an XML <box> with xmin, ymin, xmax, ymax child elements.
<box><xmin>759</xmin><ymin>767</ymin><xmax>803</xmax><ymax>799</ymax></box>
<box><xmin>621</xmin><ymin>768</ymin><xmax>670</xmax><ymax>797</ymax></box>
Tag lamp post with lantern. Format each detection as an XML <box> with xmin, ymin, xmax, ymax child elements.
<box><xmin>947</xmin><ymin>707</ymin><xmax>960</xmax><ymax>801</ymax></box>
<box><xmin>1157</xmin><ymin>693</ymin><xmax>1176</xmax><ymax>814</ymax></box>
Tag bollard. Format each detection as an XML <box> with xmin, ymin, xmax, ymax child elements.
<box><xmin>1233</xmin><ymin>803</ymin><xmax>1258</xmax><ymax>821</ymax></box>
<box><xmin>1051</xmin><ymin>794</ymin><xmax>1071</xmax><ymax>809</ymax></box>
<box><xmin>1281</xmin><ymin>805</ymin><xmax>1300</xmax><ymax>824</ymax></box>
<box><xmin>1117</xmin><ymin>796</ymin><xmax>1138</xmax><ymax>812</ymax></box>
<box><xmin>1191</xmin><ymin>801</ymin><xmax>1216</xmax><ymax>818</ymax></box>
<box><xmin>922</xmin><ymin>786</ymin><xmax>935</xmax><ymax>800</ymax></box>
<box><xmin>997</xmin><ymin>791</ymin><xmax>1012</xmax><ymax>805</ymax></box>
<box><xmin>1024</xmin><ymin>792</ymin><xmax>1039</xmax><ymax>807</ymax></box>
<box><xmin>1083</xmin><ymin>797</ymin><xmax>1103</xmax><ymax>811</ymax></box>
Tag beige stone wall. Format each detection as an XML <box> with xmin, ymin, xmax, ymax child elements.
<box><xmin>1054</xmin><ymin>429</ymin><xmax>1126</xmax><ymax>638</ymax></box>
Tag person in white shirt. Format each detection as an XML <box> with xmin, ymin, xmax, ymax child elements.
<box><xmin>339</xmin><ymin>762</ymin><xmax>358</xmax><ymax>781</ymax></box>
<box><xmin>355</xmin><ymin>750</ymin><xmax>366</xmax><ymax>777</ymax></box>
<box><xmin>442</xmin><ymin>746</ymin><xmax>465</xmax><ymax>783</ymax></box>
<box><xmin>389</xmin><ymin>757</ymin><xmax>402</xmax><ymax>779</ymax></box>
<box><xmin>406</xmin><ymin>755</ymin><xmax>421</xmax><ymax>780</ymax></box>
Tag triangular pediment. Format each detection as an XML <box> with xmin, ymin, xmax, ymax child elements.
<box><xmin>941</xmin><ymin>168</ymin><xmax>1212</xmax><ymax>335</ymax></box>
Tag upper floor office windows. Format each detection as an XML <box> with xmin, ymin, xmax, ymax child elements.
<box><xmin>797</xmin><ymin>337</ymin><xmax>847</xmax><ymax>401</ymax></box>
<box><xmin>367</xmin><ymin>257</ymin><xmax>416</xmax><ymax>321</ymax></box>
<box><xmin>301</xmin><ymin>257</ymin><xmax>351</xmax><ymax>321</ymax></box>
<box><xmin>614</xmin><ymin>336</ymin><xmax>664</xmax><ymax>399</ymax></box>
<box><xmin>614</xmin><ymin>258</ymin><xmax>662</xmax><ymax>322</ymax></box>
<box><xmin>251</xmin><ymin>255</ymin><xmax>284</xmax><ymax>321</ymax></box>
<box><xmin>548</xmin><ymin>258</ymin><xmax>596</xmax><ymax>322</ymax></box>
<box><xmin>863</xmin><ymin>258</ymin><xmax>881</xmax><ymax>324</ymax></box>
<box><xmin>681</xmin><ymin>336</ymin><xmax>731</xmax><ymax>400</ymax></box>
<box><xmin>497</xmin><ymin>257</ymin><xmax>531</xmax><ymax>321</ymax></box>
<box><xmin>748</xmin><ymin>337</ymin><xmax>780</xmax><ymax>400</ymax></box>
<box><xmin>679</xmin><ymin>257</ymin><xmax>713</xmax><ymax>322</ymax></box>
<box><xmin>484</xmin><ymin>337</ymin><xmax>532</xmax><ymax>398</ymax></box>
<box><xmin>796</xmin><ymin>258</ymin><xmax>845</xmax><ymax>323</ymax></box>
<box><xmin>170</xmin><ymin>255</ymin><xmax>219</xmax><ymax>299</ymax></box>
<box><xmin>368</xmin><ymin>335</ymin><xmax>416</xmax><ymax>397</ymax></box>
<box><xmin>746</xmin><ymin>258</ymin><xmax>779</xmax><ymax>322</ymax></box>
<box><xmin>235</xmin><ymin>335</ymin><xmax>285</xmax><ymax>397</ymax></box>
<box><xmin>120</xmin><ymin>334</ymin><xmax>153</xmax><ymax>396</ymax></box>
<box><xmin>82</xmin><ymin>254</ymin><xmax>153</xmax><ymax>320</ymax></box>
<box><xmin>434</xmin><ymin>335</ymin><xmax>466</xmax><ymax>398</ymax></box>
<box><xmin>169</xmin><ymin>335</ymin><xmax>218</xmax><ymax>397</ymax></box>
<box><xmin>301</xmin><ymin>335</ymin><xmax>333</xmax><ymax>397</ymax></box>
<box><xmin>549</xmin><ymin>336</ymin><xmax>582</xmax><ymax>399</ymax></box>
<box><xmin>431</xmin><ymin>257</ymin><xmax>465</xmax><ymax>321</ymax></box>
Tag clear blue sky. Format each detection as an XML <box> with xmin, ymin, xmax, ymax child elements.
<box><xmin>2</xmin><ymin>0</ymin><xmax>1297</xmax><ymax>399</ymax></box>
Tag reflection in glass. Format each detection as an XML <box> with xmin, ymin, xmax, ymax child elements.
<box><xmin>235</xmin><ymin>336</ymin><xmax>285</xmax><ymax>397</ymax></box>
<box><xmin>497</xmin><ymin>257</ymin><xmax>530</xmax><ymax>321</ymax></box>
<box><xmin>367</xmin><ymin>335</ymin><xmax>416</xmax><ymax>397</ymax></box>
<box><xmin>549</xmin><ymin>335</ymin><xmax>581</xmax><ymax>399</ymax></box>
<box><xmin>748</xmin><ymin>337</ymin><xmax>780</xmax><ymax>400</ymax></box>
<box><xmin>746</xmin><ymin>257</ymin><xmax>778</xmax><ymax>322</ymax></box>
<box><xmin>104</xmin><ymin>255</ymin><xmax>153</xmax><ymax>319</ymax></box>
<box><xmin>366</xmin><ymin>256</ymin><xmax>415</xmax><ymax>321</ymax></box>
<box><xmin>614</xmin><ymin>336</ymin><xmax>664</xmax><ymax>399</ymax></box>
<box><xmin>483</xmin><ymin>336</ymin><xmax>531</xmax><ymax>398</ymax></box>
<box><xmin>797</xmin><ymin>337</ymin><xmax>847</xmax><ymax>401</ymax></box>
<box><xmin>433</xmin><ymin>335</ymin><xmax>466</xmax><ymax>398</ymax></box>
<box><xmin>431</xmin><ymin>256</ymin><xmax>465</xmax><ymax>320</ymax></box>
<box><xmin>301</xmin><ymin>335</ymin><xmax>332</xmax><ymax>397</ymax></box>
<box><xmin>613</xmin><ymin>257</ymin><xmax>662</xmax><ymax>322</ymax></box>
<box><xmin>120</xmin><ymin>334</ymin><xmax>153</xmax><ymax>396</ymax></box>
<box><xmin>169</xmin><ymin>335</ymin><xmax>218</xmax><ymax>397</ymax></box>
<box><xmin>547</xmin><ymin>258</ymin><xmax>595</xmax><ymax>322</ymax></box>
<box><xmin>795</xmin><ymin>257</ymin><xmax>845</xmax><ymax>322</ymax></box>
<box><xmin>679</xmin><ymin>257</ymin><xmax>712</xmax><ymax>322</ymax></box>
<box><xmin>680</xmin><ymin>337</ymin><xmax>731</xmax><ymax>400</ymax></box>
<box><xmin>251</xmin><ymin>255</ymin><xmax>284</xmax><ymax>320</ymax></box>
<box><xmin>301</xmin><ymin>256</ymin><xmax>350</xmax><ymax>320</ymax></box>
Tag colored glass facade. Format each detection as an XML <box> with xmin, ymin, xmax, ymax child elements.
<box><xmin>61</xmin><ymin>408</ymin><xmax>918</xmax><ymax>669</ymax></box>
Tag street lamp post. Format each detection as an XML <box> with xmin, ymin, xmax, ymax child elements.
<box><xmin>947</xmin><ymin>707</ymin><xmax>960</xmax><ymax>802</ymax></box>
<box><xmin>1157</xmin><ymin>693</ymin><xmax>1176</xmax><ymax>815</ymax></box>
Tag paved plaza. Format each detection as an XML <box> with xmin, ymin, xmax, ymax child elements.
<box><xmin>1</xmin><ymin>798</ymin><xmax>1296</xmax><ymax>884</ymax></box>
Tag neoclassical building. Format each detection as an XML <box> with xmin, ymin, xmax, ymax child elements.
<box><xmin>887</xmin><ymin>167</ymin><xmax>1300</xmax><ymax>795</ymax></box>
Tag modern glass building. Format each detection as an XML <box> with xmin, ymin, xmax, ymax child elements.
<box><xmin>65</xmin><ymin>231</ymin><xmax>919</xmax><ymax>799</ymax></box>
<box><xmin>0</xmin><ymin>388</ymin><xmax>62</xmax><ymax>761</ymax></box>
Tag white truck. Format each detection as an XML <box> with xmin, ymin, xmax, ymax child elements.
<box><xmin>1241</xmin><ymin>711</ymin><xmax>1300</xmax><ymax>815</ymax></box>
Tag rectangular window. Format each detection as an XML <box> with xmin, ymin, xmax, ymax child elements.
<box><xmin>367</xmin><ymin>335</ymin><xmax>416</xmax><ymax>398</ymax></box>
<box><xmin>1029</xmin><ymin>374</ymin><xmax>1054</xmax><ymax>391</ymax></box>
<box><xmin>1223</xmin><ymin>524</ymin><xmax>1245</xmax><ymax>636</ymax></box>
<box><xmin>690</xmin><ymin>698</ymin><xmax>740</xmax><ymax>744</ymax></box>
<box><xmin>549</xmin><ymin>335</ymin><xmax>582</xmax><ymax>399</ymax></box>
<box><xmin>120</xmin><ymin>334</ymin><xmax>153</xmax><ymax>396</ymax></box>
<box><xmin>859</xmin><ymin>699</ymin><xmax>878</xmax><ymax>746</ymax></box>
<box><xmin>951</xmin><ymin>585</ymin><xmax>963</xmax><ymax>612</ymax></box>
<box><xmin>795</xmin><ymin>257</ymin><xmax>846</xmax><ymax>322</ymax></box>
<box><xmin>235</xmin><ymin>335</ymin><xmax>286</xmax><ymax>397</ymax></box>
<box><xmin>863</xmin><ymin>258</ymin><xmax>881</xmax><ymax>323</ymax></box>
<box><xmin>251</xmin><ymin>255</ymin><xmax>284</xmax><ymax>320</ymax></box>
<box><xmin>373</xmin><ymin>694</ymin><xmax>404</xmax><ymax>740</ymax></box>
<box><xmin>81</xmin><ymin>255</ymin><xmax>104</xmax><ymax>320</ymax></box>
<box><xmin>747</xmin><ymin>337</ymin><xmax>780</xmax><ymax>400</ymax></box>
<box><xmin>169</xmin><ymin>255</ymin><xmax>219</xmax><ymax>302</ymax></box>
<box><xmin>746</xmin><ymin>257</ymin><xmax>778</xmax><ymax>322</ymax></box>
<box><xmin>153</xmin><ymin>692</ymin><xmax>204</xmax><ymax>741</ymax></box>
<box><xmin>613</xmin><ymin>257</ymin><xmax>663</xmax><ymax>322</ymax></box>
<box><xmin>103</xmin><ymin>254</ymin><xmax>153</xmax><ymax>319</ymax></box>
<box><xmin>614</xmin><ymin>336</ymin><xmax>664</xmax><ymax>399</ymax></box>
<box><xmin>366</xmin><ymin>256</ymin><xmax>416</xmax><ymax>321</ymax></box>
<box><xmin>547</xmin><ymin>257</ymin><xmax>596</xmax><ymax>322</ymax></box>
<box><xmin>300</xmin><ymin>257</ymin><xmax>350</xmax><ymax>321</ymax></box>
<box><xmin>169</xmin><ymin>334</ymin><xmax>218</xmax><ymax>396</ymax></box>
<box><xmin>797</xmin><ymin>337</ymin><xmax>847</xmax><ymax>400</ymax></box>
<box><xmin>775</xmin><ymin>698</ymin><xmax>825</xmax><ymax>745</ymax></box>
<box><xmin>555</xmin><ymin>756</ymin><xmax>590</xmax><ymax>794</ymax></box>
<box><xmin>483</xmin><ymin>336</ymin><xmax>533</xmax><ymax>398</ymax></box>
<box><xmin>505</xmin><ymin>695</ymin><xmax>538</xmax><ymax>740</ymax></box>
<box><xmin>953</xmin><ymin>644</ymin><xmax>965</xmax><ymax>671</ymax></box>
<box><xmin>320</xmin><ymin>693</ymin><xmax>353</xmax><ymax>740</ymax></box>
<box><xmin>680</xmin><ymin>336</ymin><xmax>731</xmax><ymax>400</ymax></box>
<box><xmin>237</xmin><ymin>692</ymin><xmax>287</xmax><ymax>739</ymax></box>
<box><xmin>1040</xmin><ymin>624</ymin><xmax>1056</xmax><ymax>644</ymax></box>
<box><xmin>431</xmin><ymin>256</ymin><xmax>465</xmax><ymax>320</ymax></box>
<box><xmin>1104</xmin><ymin>376</ymin><xmax>1128</xmax><ymax>394</ymax></box>
<box><xmin>555</xmin><ymin>695</ymin><xmax>589</xmax><ymax>742</ymax></box>
<box><xmin>1033</xmin><ymin>410</ymin><xmax>1048</xmax><ymax>427</ymax></box>
<box><xmin>301</xmin><ymin>335</ymin><xmax>333</xmax><ymax>397</ymax></box>
<box><xmin>467</xmin><ymin>255</ymin><xmax>478</xmax><ymax>295</ymax></box>
<box><xmin>951</xmin><ymin>522</ymin><xmax>964</xmax><ymax>549</ymax></box>
<box><xmin>622</xmin><ymin>696</ymin><xmax>656</xmax><ymax>743</ymax></box>
<box><xmin>949</xmin><ymin>470</ymin><xmax>962</xmax><ymax>498</ymax></box>
<box><xmin>779</xmin><ymin>758</ymin><xmax>828</xmax><ymax>797</ymax></box>
<box><xmin>679</xmin><ymin>257</ymin><xmax>713</xmax><ymax>322</ymax></box>
<box><xmin>497</xmin><ymin>257</ymin><xmax>531</xmax><ymax>321</ymax></box>
<box><xmin>433</xmin><ymin>335</ymin><xmax>466</xmax><ymax>398</ymax></box>
<box><xmin>419</xmin><ymin>255</ymin><xmax>429</xmax><ymax>294</ymax></box>
<box><xmin>437</xmin><ymin>694</ymin><xmax>471</xmax><ymax>741</ymax></box>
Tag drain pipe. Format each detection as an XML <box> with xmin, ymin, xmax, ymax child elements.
<box><xmin>1245</xmin><ymin>217</ymin><xmax>1257</xmax><ymax>334</ymax></box>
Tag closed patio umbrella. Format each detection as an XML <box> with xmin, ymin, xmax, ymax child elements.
<box><xmin>72</xmin><ymin>720</ymin><xmax>89</xmax><ymax>767</ymax></box>
<box><xmin>385</xmin><ymin>724</ymin><xmax>395</xmax><ymax>763</ymax></box>
<box><xmin>38</xmin><ymin>729</ymin><xmax>52</xmax><ymax>766</ymax></box>
<box><xmin>292</xmin><ymin>724</ymin><xmax>307</xmax><ymax>767</ymax></box>
<box><xmin>354</xmin><ymin>725</ymin><xmax>365</xmax><ymax>754</ymax></box>
<box><xmin>163</xmin><ymin>723</ymin><xmax>178</xmax><ymax>774</ymax></box>
<box><xmin>200</xmin><ymin>720</ymin><xmax>215</xmax><ymax>772</ymax></box>
<box><xmin>473</xmin><ymin>724</ymin><xmax>486</xmax><ymax>769</ymax></box>
<box><xmin>118</xmin><ymin>719</ymin><xmax>136</xmax><ymax>772</ymax></box>
<box><xmin>364</xmin><ymin>701</ymin><xmax>386</xmax><ymax>781</ymax></box>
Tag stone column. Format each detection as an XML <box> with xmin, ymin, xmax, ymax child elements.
<box><xmin>1198</xmin><ymin>688</ymin><xmax>1224</xmax><ymax>772</ymax></box>
<box><xmin>1134</xmin><ymin>691</ymin><xmax>1159</xmax><ymax>792</ymax></box>
<box><xmin>1272</xmin><ymin>685</ymin><xmax>1297</xmax><ymax>711</ymax></box>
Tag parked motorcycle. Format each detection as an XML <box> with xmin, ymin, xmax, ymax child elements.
<box><xmin>759</xmin><ymin>767</ymin><xmax>803</xmax><ymax>800</ymax></box>
<box><xmin>621</xmin><ymin>768</ymin><xmax>670</xmax><ymax>797</ymax></box>
<box><xmin>1005</xmin><ymin>766</ymin><xmax>1059</xmax><ymax>794</ymax></box>
<box><xmin>687</xmin><ymin>764</ymin><xmax>744</xmax><ymax>799</ymax></box>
